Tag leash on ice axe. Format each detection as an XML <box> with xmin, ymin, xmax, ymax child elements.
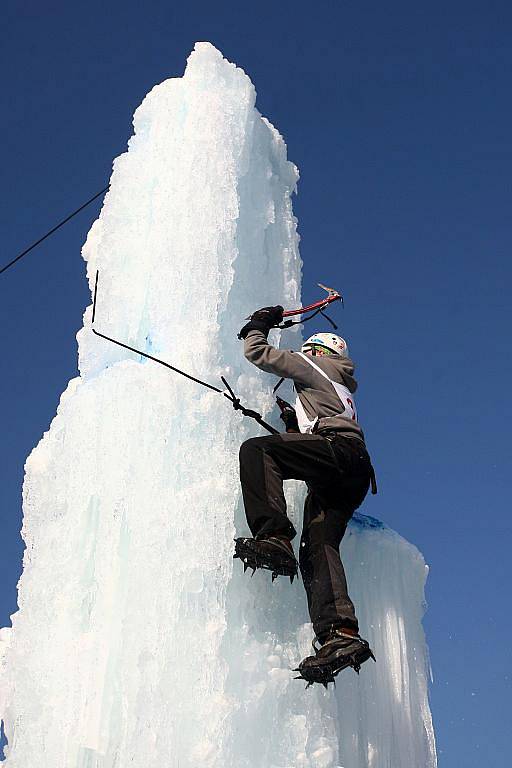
<box><xmin>237</xmin><ymin>283</ymin><xmax>342</xmax><ymax>336</ymax></box>
<box><xmin>90</xmin><ymin>272</ymin><xmax>342</xmax><ymax>435</ymax></box>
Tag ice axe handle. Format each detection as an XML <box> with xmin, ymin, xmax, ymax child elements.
<box><xmin>281</xmin><ymin>289</ymin><xmax>342</xmax><ymax>318</ymax></box>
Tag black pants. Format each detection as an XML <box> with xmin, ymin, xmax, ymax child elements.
<box><xmin>239</xmin><ymin>432</ymin><xmax>372</xmax><ymax>639</ymax></box>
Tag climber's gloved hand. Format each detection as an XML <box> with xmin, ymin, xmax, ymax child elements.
<box><xmin>276</xmin><ymin>396</ymin><xmax>300</xmax><ymax>433</ymax></box>
<box><xmin>238</xmin><ymin>305</ymin><xmax>284</xmax><ymax>340</ymax></box>
<box><xmin>280</xmin><ymin>408</ymin><xmax>299</xmax><ymax>433</ymax></box>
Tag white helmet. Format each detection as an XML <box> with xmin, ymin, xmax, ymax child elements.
<box><xmin>301</xmin><ymin>332</ymin><xmax>349</xmax><ymax>358</ymax></box>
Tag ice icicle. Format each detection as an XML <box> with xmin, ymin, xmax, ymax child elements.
<box><xmin>335</xmin><ymin>515</ymin><xmax>437</xmax><ymax>767</ymax></box>
<box><xmin>0</xmin><ymin>43</ymin><xmax>436</xmax><ymax>767</ymax></box>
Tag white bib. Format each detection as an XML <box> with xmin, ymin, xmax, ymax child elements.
<box><xmin>294</xmin><ymin>352</ymin><xmax>358</xmax><ymax>434</ymax></box>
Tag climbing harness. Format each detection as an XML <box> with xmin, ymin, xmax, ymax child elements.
<box><xmin>274</xmin><ymin>347</ymin><xmax>378</xmax><ymax>494</ymax></box>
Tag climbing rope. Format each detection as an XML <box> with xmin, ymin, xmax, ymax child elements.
<box><xmin>1</xmin><ymin>186</ymin><xmax>109</xmax><ymax>276</ymax></box>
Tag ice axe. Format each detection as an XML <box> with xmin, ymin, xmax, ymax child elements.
<box><xmin>280</xmin><ymin>283</ymin><xmax>343</xmax><ymax>325</ymax></box>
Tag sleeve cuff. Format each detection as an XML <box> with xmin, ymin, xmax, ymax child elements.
<box><xmin>238</xmin><ymin>320</ymin><xmax>271</xmax><ymax>340</ymax></box>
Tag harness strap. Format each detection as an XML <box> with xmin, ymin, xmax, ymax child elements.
<box><xmin>369</xmin><ymin>465</ymin><xmax>378</xmax><ymax>495</ymax></box>
<box><xmin>322</xmin><ymin>432</ymin><xmax>378</xmax><ymax>496</ymax></box>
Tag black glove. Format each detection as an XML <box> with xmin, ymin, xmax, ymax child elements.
<box><xmin>280</xmin><ymin>408</ymin><xmax>300</xmax><ymax>433</ymax></box>
<box><xmin>238</xmin><ymin>305</ymin><xmax>284</xmax><ymax>340</ymax></box>
<box><xmin>276</xmin><ymin>396</ymin><xmax>300</xmax><ymax>433</ymax></box>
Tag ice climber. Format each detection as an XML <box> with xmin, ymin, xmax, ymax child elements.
<box><xmin>235</xmin><ymin>305</ymin><xmax>377</xmax><ymax>687</ymax></box>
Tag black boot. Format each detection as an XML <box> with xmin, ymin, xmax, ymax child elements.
<box><xmin>295</xmin><ymin>630</ymin><xmax>376</xmax><ymax>687</ymax></box>
<box><xmin>234</xmin><ymin>536</ymin><xmax>298</xmax><ymax>582</ymax></box>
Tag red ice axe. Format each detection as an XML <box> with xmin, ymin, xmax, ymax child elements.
<box><xmin>277</xmin><ymin>283</ymin><xmax>343</xmax><ymax>331</ymax></box>
<box><xmin>281</xmin><ymin>283</ymin><xmax>343</xmax><ymax>319</ymax></box>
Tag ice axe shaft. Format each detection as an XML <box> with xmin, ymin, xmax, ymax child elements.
<box><xmin>282</xmin><ymin>283</ymin><xmax>342</xmax><ymax>318</ymax></box>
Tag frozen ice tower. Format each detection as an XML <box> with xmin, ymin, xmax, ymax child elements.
<box><xmin>0</xmin><ymin>43</ymin><xmax>436</xmax><ymax>767</ymax></box>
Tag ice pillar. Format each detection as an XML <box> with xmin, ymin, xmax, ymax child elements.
<box><xmin>0</xmin><ymin>43</ymin><xmax>435</xmax><ymax>768</ymax></box>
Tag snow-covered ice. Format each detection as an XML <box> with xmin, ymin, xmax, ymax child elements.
<box><xmin>0</xmin><ymin>43</ymin><xmax>436</xmax><ymax>767</ymax></box>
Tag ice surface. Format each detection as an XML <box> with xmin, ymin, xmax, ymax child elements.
<box><xmin>0</xmin><ymin>43</ymin><xmax>436</xmax><ymax>767</ymax></box>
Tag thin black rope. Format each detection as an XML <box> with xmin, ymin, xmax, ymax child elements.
<box><xmin>277</xmin><ymin>304</ymin><xmax>338</xmax><ymax>331</ymax></box>
<box><xmin>91</xmin><ymin>269</ymin><xmax>99</xmax><ymax>324</ymax></box>
<box><xmin>92</xmin><ymin>328</ymin><xmax>223</xmax><ymax>393</ymax></box>
<box><xmin>1</xmin><ymin>186</ymin><xmax>109</xmax><ymax>276</ymax></box>
<box><xmin>92</xmin><ymin>269</ymin><xmax>221</xmax><ymax>392</ymax></box>
<box><xmin>92</xmin><ymin>270</ymin><xmax>278</xmax><ymax>434</ymax></box>
<box><xmin>319</xmin><ymin>308</ymin><xmax>338</xmax><ymax>330</ymax></box>
<box><xmin>93</xmin><ymin>328</ymin><xmax>278</xmax><ymax>433</ymax></box>
<box><xmin>220</xmin><ymin>377</ymin><xmax>278</xmax><ymax>434</ymax></box>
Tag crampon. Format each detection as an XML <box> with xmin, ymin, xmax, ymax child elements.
<box><xmin>293</xmin><ymin>631</ymin><xmax>376</xmax><ymax>688</ymax></box>
<box><xmin>233</xmin><ymin>536</ymin><xmax>298</xmax><ymax>583</ymax></box>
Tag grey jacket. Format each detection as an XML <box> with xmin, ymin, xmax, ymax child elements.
<box><xmin>244</xmin><ymin>329</ymin><xmax>365</xmax><ymax>443</ymax></box>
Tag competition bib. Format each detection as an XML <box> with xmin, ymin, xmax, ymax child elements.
<box><xmin>294</xmin><ymin>352</ymin><xmax>358</xmax><ymax>433</ymax></box>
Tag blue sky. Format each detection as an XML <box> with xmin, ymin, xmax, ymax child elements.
<box><xmin>1</xmin><ymin>1</ymin><xmax>511</xmax><ymax>763</ymax></box>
